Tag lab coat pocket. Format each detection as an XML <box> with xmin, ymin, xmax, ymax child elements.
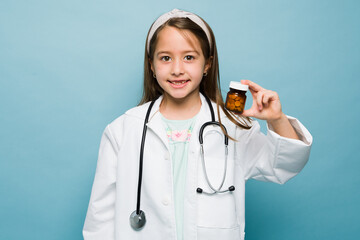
<box><xmin>197</xmin><ymin>225</ymin><xmax>243</xmax><ymax>240</ymax></box>
<box><xmin>197</xmin><ymin>192</ymin><xmax>238</xmax><ymax>228</ymax></box>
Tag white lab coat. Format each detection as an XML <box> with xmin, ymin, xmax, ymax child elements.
<box><xmin>83</xmin><ymin>94</ymin><xmax>312</xmax><ymax>240</ymax></box>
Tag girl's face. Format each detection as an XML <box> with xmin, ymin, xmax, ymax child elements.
<box><xmin>150</xmin><ymin>26</ymin><xmax>210</xmax><ymax>103</ymax></box>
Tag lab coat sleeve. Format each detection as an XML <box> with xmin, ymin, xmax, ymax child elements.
<box><xmin>236</xmin><ymin>116</ymin><xmax>313</xmax><ymax>184</ymax></box>
<box><xmin>83</xmin><ymin>124</ymin><xmax>120</xmax><ymax>239</ymax></box>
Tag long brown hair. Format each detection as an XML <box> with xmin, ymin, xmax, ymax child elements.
<box><xmin>139</xmin><ymin>16</ymin><xmax>252</xmax><ymax>132</ymax></box>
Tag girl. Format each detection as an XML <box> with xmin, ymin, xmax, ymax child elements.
<box><xmin>83</xmin><ymin>9</ymin><xmax>312</xmax><ymax>240</ymax></box>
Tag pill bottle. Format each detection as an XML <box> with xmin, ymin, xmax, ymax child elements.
<box><xmin>225</xmin><ymin>81</ymin><xmax>249</xmax><ymax>114</ymax></box>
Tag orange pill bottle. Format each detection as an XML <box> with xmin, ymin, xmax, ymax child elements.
<box><xmin>225</xmin><ymin>81</ymin><xmax>248</xmax><ymax>114</ymax></box>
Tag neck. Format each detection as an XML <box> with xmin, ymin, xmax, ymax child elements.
<box><xmin>160</xmin><ymin>92</ymin><xmax>202</xmax><ymax>120</ymax></box>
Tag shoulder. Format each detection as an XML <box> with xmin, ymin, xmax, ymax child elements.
<box><xmin>125</xmin><ymin>101</ymin><xmax>153</xmax><ymax>119</ymax></box>
<box><xmin>108</xmin><ymin>101</ymin><xmax>152</xmax><ymax>130</ymax></box>
<box><xmin>101</xmin><ymin>101</ymin><xmax>153</xmax><ymax>149</ymax></box>
<box><xmin>107</xmin><ymin>96</ymin><xmax>162</xmax><ymax>131</ymax></box>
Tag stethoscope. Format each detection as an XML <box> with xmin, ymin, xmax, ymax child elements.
<box><xmin>130</xmin><ymin>96</ymin><xmax>235</xmax><ymax>230</ymax></box>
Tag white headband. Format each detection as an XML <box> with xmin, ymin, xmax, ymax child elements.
<box><xmin>147</xmin><ymin>9</ymin><xmax>212</xmax><ymax>54</ymax></box>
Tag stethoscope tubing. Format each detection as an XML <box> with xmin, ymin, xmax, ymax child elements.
<box><xmin>136</xmin><ymin>100</ymin><xmax>156</xmax><ymax>215</ymax></box>
<box><xmin>131</xmin><ymin>95</ymin><xmax>235</xmax><ymax>230</ymax></box>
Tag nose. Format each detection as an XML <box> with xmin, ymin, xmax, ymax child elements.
<box><xmin>171</xmin><ymin>58</ymin><xmax>184</xmax><ymax>76</ymax></box>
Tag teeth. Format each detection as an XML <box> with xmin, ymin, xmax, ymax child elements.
<box><xmin>172</xmin><ymin>81</ymin><xmax>187</xmax><ymax>85</ymax></box>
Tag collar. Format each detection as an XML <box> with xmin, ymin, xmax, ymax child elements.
<box><xmin>143</xmin><ymin>93</ymin><xmax>216</xmax><ymax>148</ymax></box>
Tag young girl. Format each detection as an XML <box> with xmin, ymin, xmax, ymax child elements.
<box><xmin>83</xmin><ymin>9</ymin><xmax>312</xmax><ymax>240</ymax></box>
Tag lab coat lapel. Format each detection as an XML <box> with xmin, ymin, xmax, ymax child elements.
<box><xmin>146</xmin><ymin>96</ymin><xmax>170</xmax><ymax>150</ymax></box>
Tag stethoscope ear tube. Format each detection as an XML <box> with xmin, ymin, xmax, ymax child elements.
<box><xmin>198</xmin><ymin>96</ymin><xmax>233</xmax><ymax>195</ymax></box>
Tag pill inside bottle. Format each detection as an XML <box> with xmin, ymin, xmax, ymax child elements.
<box><xmin>225</xmin><ymin>81</ymin><xmax>249</xmax><ymax>114</ymax></box>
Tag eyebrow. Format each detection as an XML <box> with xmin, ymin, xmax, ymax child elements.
<box><xmin>156</xmin><ymin>50</ymin><xmax>200</xmax><ymax>56</ymax></box>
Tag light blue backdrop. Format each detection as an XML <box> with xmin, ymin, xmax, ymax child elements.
<box><xmin>1</xmin><ymin>0</ymin><xmax>359</xmax><ymax>239</ymax></box>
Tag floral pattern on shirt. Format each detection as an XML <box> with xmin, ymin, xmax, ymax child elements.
<box><xmin>166</xmin><ymin>127</ymin><xmax>193</xmax><ymax>142</ymax></box>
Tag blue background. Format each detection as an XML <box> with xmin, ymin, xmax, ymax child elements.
<box><xmin>1</xmin><ymin>0</ymin><xmax>359</xmax><ymax>239</ymax></box>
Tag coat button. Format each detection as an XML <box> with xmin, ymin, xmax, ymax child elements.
<box><xmin>164</xmin><ymin>152</ymin><xmax>170</xmax><ymax>161</ymax></box>
<box><xmin>162</xmin><ymin>196</ymin><xmax>170</xmax><ymax>206</ymax></box>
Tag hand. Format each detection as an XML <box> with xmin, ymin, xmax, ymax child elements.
<box><xmin>240</xmin><ymin>80</ymin><xmax>284</xmax><ymax>122</ymax></box>
<box><xmin>240</xmin><ymin>80</ymin><xmax>300</xmax><ymax>140</ymax></box>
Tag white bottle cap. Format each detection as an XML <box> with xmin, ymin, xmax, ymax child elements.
<box><xmin>229</xmin><ymin>81</ymin><xmax>249</xmax><ymax>91</ymax></box>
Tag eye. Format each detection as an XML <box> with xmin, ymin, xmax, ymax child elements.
<box><xmin>160</xmin><ymin>56</ymin><xmax>171</xmax><ymax>61</ymax></box>
<box><xmin>184</xmin><ymin>55</ymin><xmax>194</xmax><ymax>61</ymax></box>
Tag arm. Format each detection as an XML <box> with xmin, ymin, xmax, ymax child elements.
<box><xmin>83</xmin><ymin>124</ymin><xmax>119</xmax><ymax>239</ymax></box>
<box><xmin>236</xmin><ymin>118</ymin><xmax>312</xmax><ymax>184</ymax></box>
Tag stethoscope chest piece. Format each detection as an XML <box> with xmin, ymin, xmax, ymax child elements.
<box><xmin>130</xmin><ymin>210</ymin><xmax>146</xmax><ymax>230</ymax></box>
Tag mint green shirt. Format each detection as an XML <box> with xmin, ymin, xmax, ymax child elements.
<box><xmin>161</xmin><ymin>114</ymin><xmax>197</xmax><ymax>240</ymax></box>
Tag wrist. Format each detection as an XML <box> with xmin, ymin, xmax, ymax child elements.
<box><xmin>266</xmin><ymin>113</ymin><xmax>300</xmax><ymax>140</ymax></box>
<box><xmin>267</xmin><ymin>113</ymin><xmax>287</xmax><ymax>128</ymax></box>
